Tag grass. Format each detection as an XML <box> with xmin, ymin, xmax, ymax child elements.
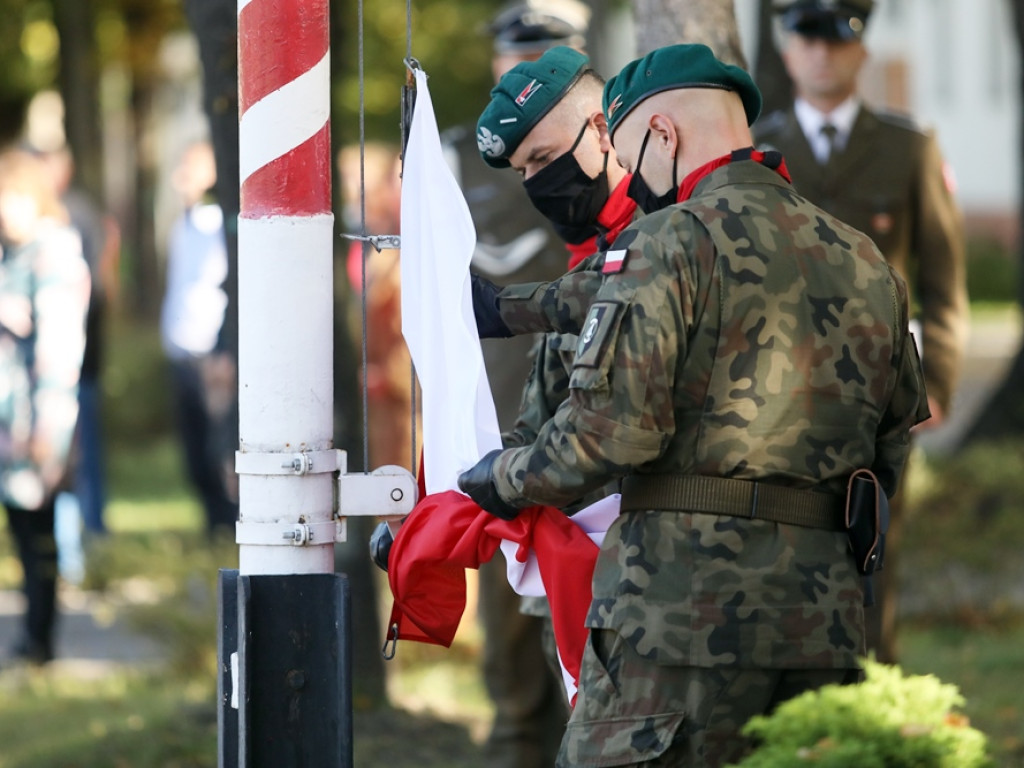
<box><xmin>901</xmin><ymin>624</ymin><xmax>1024</xmax><ymax>767</ymax></box>
<box><xmin>0</xmin><ymin>671</ymin><xmax>218</xmax><ymax>767</ymax></box>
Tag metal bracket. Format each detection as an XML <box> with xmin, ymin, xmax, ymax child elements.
<box><xmin>337</xmin><ymin>464</ymin><xmax>418</xmax><ymax>520</ymax></box>
<box><xmin>235</xmin><ymin>520</ymin><xmax>339</xmax><ymax>547</ymax></box>
<box><xmin>340</xmin><ymin>233</ymin><xmax>401</xmax><ymax>252</ymax></box>
<box><xmin>235</xmin><ymin>449</ymin><xmax>343</xmax><ymax>477</ymax></box>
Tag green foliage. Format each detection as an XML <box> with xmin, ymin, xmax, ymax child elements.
<box><xmin>332</xmin><ymin>0</ymin><xmax>497</xmax><ymax>146</ymax></box>
<box><xmin>729</xmin><ymin>660</ymin><xmax>993</xmax><ymax>768</ymax></box>
<box><xmin>966</xmin><ymin>238</ymin><xmax>1019</xmax><ymax>304</ymax></box>
<box><xmin>101</xmin><ymin>316</ymin><xmax>175</xmax><ymax>446</ymax></box>
<box><xmin>902</xmin><ymin>440</ymin><xmax>1024</xmax><ymax>627</ymax></box>
<box><xmin>0</xmin><ymin>0</ymin><xmax>58</xmax><ymax>141</ymax></box>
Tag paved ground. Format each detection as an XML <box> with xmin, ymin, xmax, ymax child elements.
<box><xmin>915</xmin><ymin>313</ymin><xmax>1022</xmax><ymax>458</ymax></box>
<box><xmin>0</xmin><ymin>587</ymin><xmax>163</xmax><ymax>671</ymax></box>
<box><xmin>1</xmin><ymin>313</ymin><xmax>1020</xmax><ymax>670</ymax></box>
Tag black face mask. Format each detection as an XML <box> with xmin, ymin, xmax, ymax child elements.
<box><xmin>626</xmin><ymin>129</ymin><xmax>678</xmax><ymax>215</ymax></box>
<box><xmin>523</xmin><ymin>121</ymin><xmax>610</xmax><ymax>244</ymax></box>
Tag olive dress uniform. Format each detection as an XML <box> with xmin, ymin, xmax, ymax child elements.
<box><xmin>754</xmin><ymin>102</ymin><xmax>968</xmax><ymax>662</ymax></box>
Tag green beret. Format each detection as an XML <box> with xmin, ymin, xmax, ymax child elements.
<box><xmin>477</xmin><ymin>46</ymin><xmax>590</xmax><ymax>169</ymax></box>
<box><xmin>602</xmin><ymin>44</ymin><xmax>762</xmax><ymax>138</ymax></box>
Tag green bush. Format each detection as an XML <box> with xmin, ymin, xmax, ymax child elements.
<box><xmin>965</xmin><ymin>238</ymin><xmax>1018</xmax><ymax>304</ymax></box>
<box><xmin>728</xmin><ymin>660</ymin><xmax>993</xmax><ymax>768</ymax></box>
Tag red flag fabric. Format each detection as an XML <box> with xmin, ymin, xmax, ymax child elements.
<box><xmin>386</xmin><ymin>490</ymin><xmax>599</xmax><ymax>699</ymax></box>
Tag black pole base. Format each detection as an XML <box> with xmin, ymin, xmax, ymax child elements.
<box><xmin>219</xmin><ymin>569</ymin><xmax>352</xmax><ymax>768</ymax></box>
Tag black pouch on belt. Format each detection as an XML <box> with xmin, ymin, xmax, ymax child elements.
<box><xmin>845</xmin><ymin>468</ymin><xmax>890</xmax><ymax>606</ymax></box>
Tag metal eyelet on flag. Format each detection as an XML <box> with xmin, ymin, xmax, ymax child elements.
<box><xmin>382</xmin><ymin>622</ymin><xmax>399</xmax><ymax>660</ymax></box>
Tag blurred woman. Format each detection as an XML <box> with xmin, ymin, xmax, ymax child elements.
<box><xmin>0</xmin><ymin>147</ymin><xmax>90</xmax><ymax>666</ymax></box>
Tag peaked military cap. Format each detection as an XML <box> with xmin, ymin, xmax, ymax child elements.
<box><xmin>775</xmin><ymin>0</ymin><xmax>875</xmax><ymax>41</ymax></box>
<box><xmin>477</xmin><ymin>46</ymin><xmax>591</xmax><ymax>168</ymax></box>
<box><xmin>602</xmin><ymin>44</ymin><xmax>762</xmax><ymax>138</ymax></box>
<box><xmin>488</xmin><ymin>0</ymin><xmax>590</xmax><ymax>54</ymax></box>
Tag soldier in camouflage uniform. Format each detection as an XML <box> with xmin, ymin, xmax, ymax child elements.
<box><xmin>473</xmin><ymin>47</ymin><xmax>637</xmax><ymax>716</ymax></box>
<box><xmin>754</xmin><ymin>0</ymin><xmax>968</xmax><ymax>664</ymax></box>
<box><xmin>461</xmin><ymin>44</ymin><xmax>928</xmax><ymax>766</ymax></box>
<box><xmin>475</xmin><ymin>46</ymin><xmax>636</xmax><ymax>459</ymax></box>
<box><xmin>0</xmin><ymin>148</ymin><xmax>90</xmax><ymax>667</ymax></box>
<box><xmin>443</xmin><ymin>3</ymin><xmax>595</xmax><ymax>765</ymax></box>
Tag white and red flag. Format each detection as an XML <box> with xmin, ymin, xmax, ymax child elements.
<box><xmin>392</xmin><ymin>66</ymin><xmax>617</xmax><ymax>702</ymax></box>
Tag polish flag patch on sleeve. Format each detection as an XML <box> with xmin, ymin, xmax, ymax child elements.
<box><xmin>602</xmin><ymin>249</ymin><xmax>628</xmax><ymax>274</ymax></box>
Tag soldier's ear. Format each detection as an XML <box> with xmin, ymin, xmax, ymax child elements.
<box><xmin>593</xmin><ymin>112</ymin><xmax>613</xmax><ymax>153</ymax></box>
<box><xmin>648</xmin><ymin>113</ymin><xmax>678</xmax><ymax>158</ymax></box>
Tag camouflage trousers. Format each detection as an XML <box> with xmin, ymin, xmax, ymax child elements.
<box><xmin>558</xmin><ymin>628</ymin><xmax>860</xmax><ymax>767</ymax></box>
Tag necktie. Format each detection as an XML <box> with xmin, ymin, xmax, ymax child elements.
<box><xmin>820</xmin><ymin>123</ymin><xmax>838</xmax><ymax>165</ymax></box>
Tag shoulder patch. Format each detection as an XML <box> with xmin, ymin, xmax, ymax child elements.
<box><xmin>575</xmin><ymin>301</ymin><xmax>622</xmax><ymax>368</ymax></box>
<box><xmin>602</xmin><ymin>249</ymin><xmax>628</xmax><ymax>274</ymax></box>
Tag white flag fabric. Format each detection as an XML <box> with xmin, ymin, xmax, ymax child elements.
<box><xmin>400</xmin><ymin>68</ymin><xmax>502</xmax><ymax>495</ymax></box>
<box><xmin>398</xmin><ymin>66</ymin><xmax>616</xmax><ymax>599</ymax></box>
<box><xmin>396</xmin><ymin>66</ymin><xmax>619</xmax><ymax>702</ymax></box>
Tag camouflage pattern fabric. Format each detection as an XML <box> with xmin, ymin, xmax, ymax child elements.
<box><xmin>494</xmin><ymin>253</ymin><xmax>604</xmax><ymax>338</ymax></box>
<box><xmin>0</xmin><ymin>225</ymin><xmax>90</xmax><ymax>511</ymax></box>
<box><xmin>755</xmin><ymin>105</ymin><xmax>967</xmax><ymax>413</ymax></box>
<box><xmin>491</xmin><ymin>160</ymin><xmax>926</xmax><ymax>507</ymax></box>
<box><xmin>481</xmin><ymin>159</ymin><xmax>927</xmax><ymax>762</ymax></box>
<box><xmin>559</xmin><ymin>627</ymin><xmax>857</xmax><ymax>767</ymax></box>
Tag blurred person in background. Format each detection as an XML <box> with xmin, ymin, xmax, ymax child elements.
<box><xmin>755</xmin><ymin>0</ymin><xmax>968</xmax><ymax>663</ymax></box>
<box><xmin>0</xmin><ymin>147</ymin><xmax>90</xmax><ymax>667</ymax></box>
<box><xmin>37</xmin><ymin>143</ymin><xmax>121</xmax><ymax>585</ymax></box>
<box><xmin>159</xmin><ymin>140</ymin><xmax>237</xmax><ymax>533</ymax></box>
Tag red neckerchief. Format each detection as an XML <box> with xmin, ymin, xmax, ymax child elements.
<box><xmin>677</xmin><ymin>148</ymin><xmax>792</xmax><ymax>203</ymax></box>
<box><xmin>565</xmin><ymin>175</ymin><xmax>638</xmax><ymax>269</ymax></box>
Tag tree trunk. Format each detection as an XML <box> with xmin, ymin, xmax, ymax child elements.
<box><xmin>962</xmin><ymin>0</ymin><xmax>1024</xmax><ymax>443</ymax></box>
<box><xmin>632</xmin><ymin>0</ymin><xmax>746</xmax><ymax>68</ymax></box>
<box><xmin>128</xmin><ymin>82</ymin><xmax>160</xmax><ymax>319</ymax></box>
<box><xmin>52</xmin><ymin>0</ymin><xmax>105</xmax><ymax>200</ymax></box>
<box><xmin>181</xmin><ymin>0</ymin><xmax>240</xmax><ymax>358</ymax></box>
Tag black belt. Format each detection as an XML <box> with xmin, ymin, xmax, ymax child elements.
<box><xmin>619</xmin><ymin>474</ymin><xmax>846</xmax><ymax>531</ymax></box>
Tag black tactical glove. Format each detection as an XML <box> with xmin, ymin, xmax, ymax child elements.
<box><xmin>471</xmin><ymin>273</ymin><xmax>513</xmax><ymax>339</ymax></box>
<box><xmin>369</xmin><ymin>521</ymin><xmax>395</xmax><ymax>572</ymax></box>
<box><xmin>457</xmin><ymin>449</ymin><xmax>522</xmax><ymax>521</ymax></box>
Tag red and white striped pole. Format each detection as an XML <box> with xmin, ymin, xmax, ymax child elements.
<box><xmin>235</xmin><ymin>0</ymin><xmax>337</xmax><ymax>576</ymax></box>
<box><xmin>221</xmin><ymin>1</ymin><xmax>353</xmax><ymax>765</ymax></box>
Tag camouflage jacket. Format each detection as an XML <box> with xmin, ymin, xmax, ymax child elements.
<box><xmin>755</xmin><ymin>105</ymin><xmax>968</xmax><ymax>413</ymax></box>
<box><xmin>489</xmin><ymin>159</ymin><xmax>928</xmax><ymax>668</ymax></box>
<box><xmin>0</xmin><ymin>225</ymin><xmax>90</xmax><ymax>510</ymax></box>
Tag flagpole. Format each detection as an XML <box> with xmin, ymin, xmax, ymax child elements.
<box><xmin>219</xmin><ymin>0</ymin><xmax>351</xmax><ymax>764</ymax></box>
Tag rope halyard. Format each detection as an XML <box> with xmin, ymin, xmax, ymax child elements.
<box><xmin>401</xmin><ymin>22</ymin><xmax>419</xmax><ymax>479</ymax></box>
<box><xmin>356</xmin><ymin>0</ymin><xmax>370</xmax><ymax>473</ymax></box>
